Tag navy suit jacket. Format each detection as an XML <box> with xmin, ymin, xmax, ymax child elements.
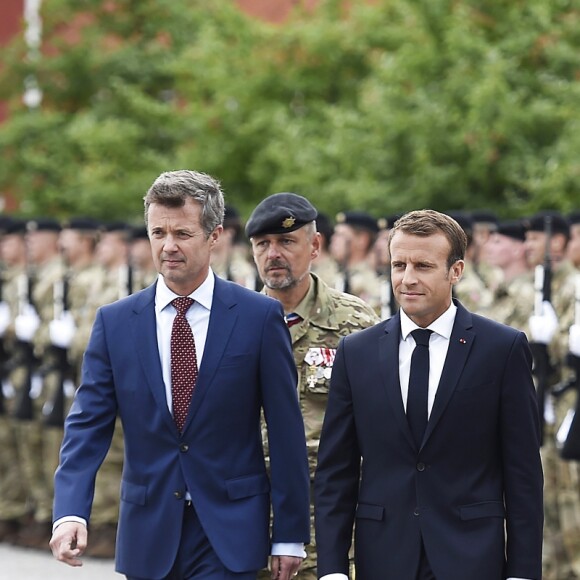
<box><xmin>314</xmin><ymin>301</ymin><xmax>543</xmax><ymax>580</ymax></box>
<box><xmin>54</xmin><ymin>276</ymin><xmax>310</xmax><ymax>578</ymax></box>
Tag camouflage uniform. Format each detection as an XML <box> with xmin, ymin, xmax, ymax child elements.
<box><xmin>260</xmin><ymin>273</ymin><xmax>379</xmax><ymax>579</ymax></box>
<box><xmin>311</xmin><ymin>254</ymin><xmax>340</xmax><ymax>289</ymax></box>
<box><xmin>481</xmin><ymin>272</ymin><xmax>534</xmax><ymax>336</ymax></box>
<box><xmin>0</xmin><ymin>263</ymin><xmax>29</xmax><ymax>538</ymax></box>
<box><xmin>12</xmin><ymin>255</ymin><xmax>65</xmax><ymax>543</ymax></box>
<box><xmin>212</xmin><ymin>247</ymin><xmax>259</xmax><ymax>290</ymax></box>
<box><xmin>454</xmin><ymin>261</ymin><xmax>492</xmax><ymax>316</ymax></box>
<box><xmin>334</xmin><ymin>261</ymin><xmax>381</xmax><ymax>315</ymax></box>
<box><xmin>538</xmin><ymin>261</ymin><xmax>580</xmax><ymax>580</ymax></box>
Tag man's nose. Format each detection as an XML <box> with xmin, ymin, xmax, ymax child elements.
<box><xmin>266</xmin><ymin>243</ymin><xmax>281</xmax><ymax>259</ymax></box>
<box><xmin>163</xmin><ymin>235</ymin><xmax>178</xmax><ymax>252</ymax></box>
<box><xmin>401</xmin><ymin>266</ymin><xmax>417</xmax><ymax>285</ymax></box>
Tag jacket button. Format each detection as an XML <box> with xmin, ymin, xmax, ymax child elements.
<box><xmin>174</xmin><ymin>491</ymin><xmax>184</xmax><ymax>500</ymax></box>
<box><xmin>416</xmin><ymin>462</ymin><xmax>426</xmax><ymax>472</ymax></box>
<box><xmin>414</xmin><ymin>508</ymin><xmax>420</xmax><ymax>516</ymax></box>
<box><xmin>180</xmin><ymin>443</ymin><xmax>189</xmax><ymax>453</ymax></box>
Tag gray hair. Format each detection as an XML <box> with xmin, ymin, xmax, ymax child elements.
<box><xmin>143</xmin><ymin>170</ymin><xmax>225</xmax><ymax>238</ymax></box>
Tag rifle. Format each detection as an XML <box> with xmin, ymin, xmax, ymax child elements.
<box><xmin>529</xmin><ymin>215</ymin><xmax>553</xmax><ymax>446</ymax></box>
<box><xmin>12</xmin><ymin>270</ymin><xmax>37</xmax><ymax>421</ymax></box>
<box><xmin>553</xmin><ymin>274</ymin><xmax>580</xmax><ymax>460</ymax></box>
<box><xmin>118</xmin><ymin>262</ymin><xmax>134</xmax><ymax>299</ymax></box>
<box><xmin>335</xmin><ymin>238</ymin><xmax>351</xmax><ymax>295</ymax></box>
<box><xmin>42</xmin><ymin>271</ymin><xmax>72</xmax><ymax>427</ymax></box>
<box><xmin>0</xmin><ymin>268</ymin><xmax>7</xmax><ymax>416</ymax></box>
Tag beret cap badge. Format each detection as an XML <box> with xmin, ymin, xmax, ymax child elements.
<box><xmin>282</xmin><ymin>216</ymin><xmax>296</xmax><ymax>229</ymax></box>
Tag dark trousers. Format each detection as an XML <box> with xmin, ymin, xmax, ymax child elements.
<box><xmin>127</xmin><ymin>503</ymin><xmax>257</xmax><ymax>580</ymax></box>
<box><xmin>416</xmin><ymin>541</ymin><xmax>436</xmax><ymax>580</ymax></box>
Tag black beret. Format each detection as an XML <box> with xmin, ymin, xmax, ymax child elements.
<box><xmin>26</xmin><ymin>218</ymin><xmax>61</xmax><ymax>233</ymax></box>
<box><xmin>315</xmin><ymin>212</ymin><xmax>334</xmax><ymax>242</ymax></box>
<box><xmin>525</xmin><ymin>211</ymin><xmax>569</xmax><ymax>235</ymax></box>
<box><xmin>496</xmin><ymin>219</ymin><xmax>526</xmax><ymax>242</ymax></box>
<box><xmin>377</xmin><ymin>214</ymin><xmax>401</xmax><ymax>231</ymax></box>
<box><xmin>335</xmin><ymin>211</ymin><xmax>379</xmax><ymax>233</ymax></box>
<box><xmin>1</xmin><ymin>217</ymin><xmax>26</xmax><ymax>235</ymax></box>
<box><xmin>246</xmin><ymin>193</ymin><xmax>317</xmax><ymax>237</ymax></box>
<box><xmin>445</xmin><ymin>211</ymin><xmax>473</xmax><ymax>235</ymax></box>
<box><xmin>62</xmin><ymin>217</ymin><xmax>100</xmax><ymax>231</ymax></box>
<box><xmin>130</xmin><ymin>226</ymin><xmax>149</xmax><ymax>240</ymax></box>
<box><xmin>0</xmin><ymin>216</ymin><xmax>13</xmax><ymax>233</ymax></box>
<box><xmin>101</xmin><ymin>221</ymin><xmax>130</xmax><ymax>233</ymax></box>
<box><xmin>568</xmin><ymin>210</ymin><xmax>580</xmax><ymax>225</ymax></box>
<box><xmin>224</xmin><ymin>205</ymin><xmax>240</xmax><ymax>225</ymax></box>
<box><xmin>470</xmin><ymin>210</ymin><xmax>498</xmax><ymax>225</ymax></box>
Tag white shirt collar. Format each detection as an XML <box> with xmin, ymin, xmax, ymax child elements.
<box><xmin>400</xmin><ymin>301</ymin><xmax>457</xmax><ymax>341</ymax></box>
<box><xmin>155</xmin><ymin>269</ymin><xmax>215</xmax><ymax>314</ymax></box>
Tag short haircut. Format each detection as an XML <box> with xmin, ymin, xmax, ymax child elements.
<box><xmin>389</xmin><ymin>209</ymin><xmax>467</xmax><ymax>269</ymax></box>
<box><xmin>143</xmin><ymin>170</ymin><xmax>225</xmax><ymax>238</ymax></box>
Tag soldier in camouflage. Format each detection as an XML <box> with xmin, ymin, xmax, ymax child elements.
<box><xmin>330</xmin><ymin>211</ymin><xmax>382</xmax><ymax>313</ymax></box>
<box><xmin>446</xmin><ymin>212</ymin><xmax>493</xmax><ymax>315</ymax></box>
<box><xmin>246</xmin><ymin>193</ymin><xmax>380</xmax><ymax>580</ymax></box>
<box><xmin>0</xmin><ymin>218</ymin><xmax>29</xmax><ymax>543</ymax></box>
<box><xmin>12</xmin><ymin>218</ymin><xmax>65</xmax><ymax>548</ymax></box>
<box><xmin>525</xmin><ymin>211</ymin><xmax>579</xmax><ymax>580</ymax></box>
<box><xmin>481</xmin><ymin>219</ymin><xmax>534</xmax><ymax>335</ymax></box>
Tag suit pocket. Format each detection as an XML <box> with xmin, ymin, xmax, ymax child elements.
<box><xmin>225</xmin><ymin>472</ymin><xmax>270</xmax><ymax>501</ymax></box>
<box><xmin>219</xmin><ymin>353</ymin><xmax>254</xmax><ymax>368</ymax></box>
<box><xmin>355</xmin><ymin>503</ymin><xmax>385</xmax><ymax>521</ymax></box>
<box><xmin>120</xmin><ymin>480</ymin><xmax>147</xmax><ymax>506</ymax></box>
<box><xmin>455</xmin><ymin>379</ymin><xmax>496</xmax><ymax>392</ymax></box>
<box><xmin>459</xmin><ymin>500</ymin><xmax>505</xmax><ymax>520</ymax></box>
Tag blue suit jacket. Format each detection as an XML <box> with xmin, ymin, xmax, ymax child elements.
<box><xmin>314</xmin><ymin>301</ymin><xmax>543</xmax><ymax>580</ymax></box>
<box><xmin>54</xmin><ymin>276</ymin><xmax>310</xmax><ymax>578</ymax></box>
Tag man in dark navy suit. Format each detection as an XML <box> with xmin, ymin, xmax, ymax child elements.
<box><xmin>315</xmin><ymin>209</ymin><xmax>543</xmax><ymax>580</ymax></box>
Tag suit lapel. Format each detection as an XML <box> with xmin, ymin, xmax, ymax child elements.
<box><xmin>423</xmin><ymin>302</ymin><xmax>474</xmax><ymax>446</ymax></box>
<box><xmin>182</xmin><ymin>276</ymin><xmax>238</xmax><ymax>432</ymax></box>
<box><xmin>379</xmin><ymin>313</ymin><xmax>417</xmax><ymax>451</ymax></box>
<box><xmin>131</xmin><ymin>283</ymin><xmax>177</xmax><ymax>433</ymax></box>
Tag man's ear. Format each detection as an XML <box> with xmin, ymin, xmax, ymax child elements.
<box><xmin>450</xmin><ymin>260</ymin><xmax>465</xmax><ymax>285</ymax></box>
<box><xmin>210</xmin><ymin>225</ymin><xmax>223</xmax><ymax>247</ymax></box>
<box><xmin>311</xmin><ymin>232</ymin><xmax>321</xmax><ymax>260</ymax></box>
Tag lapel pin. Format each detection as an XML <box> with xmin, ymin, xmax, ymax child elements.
<box><xmin>459</xmin><ymin>338</ymin><xmax>467</xmax><ymax>344</ymax></box>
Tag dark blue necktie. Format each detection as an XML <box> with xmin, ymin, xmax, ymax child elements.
<box><xmin>407</xmin><ymin>329</ymin><xmax>432</xmax><ymax>448</ymax></box>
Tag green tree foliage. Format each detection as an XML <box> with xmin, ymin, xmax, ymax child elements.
<box><xmin>1</xmin><ymin>0</ymin><xmax>579</xmax><ymax>221</ymax></box>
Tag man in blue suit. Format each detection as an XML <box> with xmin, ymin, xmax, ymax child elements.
<box><xmin>49</xmin><ymin>170</ymin><xmax>310</xmax><ymax>579</ymax></box>
<box><xmin>314</xmin><ymin>209</ymin><xmax>543</xmax><ymax>580</ymax></box>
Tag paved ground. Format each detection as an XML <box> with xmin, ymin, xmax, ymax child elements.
<box><xmin>0</xmin><ymin>543</ymin><xmax>119</xmax><ymax>579</ymax></box>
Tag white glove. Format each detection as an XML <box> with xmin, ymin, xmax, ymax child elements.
<box><xmin>529</xmin><ymin>300</ymin><xmax>559</xmax><ymax>345</ymax></box>
<box><xmin>14</xmin><ymin>304</ymin><xmax>40</xmax><ymax>342</ymax></box>
<box><xmin>0</xmin><ymin>301</ymin><xmax>11</xmax><ymax>337</ymax></box>
<box><xmin>49</xmin><ymin>311</ymin><xmax>76</xmax><ymax>349</ymax></box>
<box><xmin>569</xmin><ymin>324</ymin><xmax>580</xmax><ymax>357</ymax></box>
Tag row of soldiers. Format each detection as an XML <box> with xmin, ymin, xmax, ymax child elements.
<box><xmin>0</xmin><ymin>206</ymin><xmax>580</xmax><ymax>578</ymax></box>
<box><xmin>0</xmin><ymin>216</ymin><xmax>157</xmax><ymax>556</ymax></box>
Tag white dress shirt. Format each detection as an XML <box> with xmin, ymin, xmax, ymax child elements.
<box><xmin>320</xmin><ymin>304</ymin><xmax>529</xmax><ymax>580</ymax></box>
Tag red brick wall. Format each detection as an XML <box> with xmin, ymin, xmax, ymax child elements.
<box><xmin>0</xmin><ymin>0</ymin><xmax>23</xmax><ymax>121</ymax></box>
<box><xmin>235</xmin><ymin>0</ymin><xmax>318</xmax><ymax>23</ymax></box>
<box><xmin>0</xmin><ymin>1</ymin><xmax>320</xmax><ymax>121</ymax></box>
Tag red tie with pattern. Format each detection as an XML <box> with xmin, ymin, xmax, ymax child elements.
<box><xmin>170</xmin><ymin>297</ymin><xmax>198</xmax><ymax>433</ymax></box>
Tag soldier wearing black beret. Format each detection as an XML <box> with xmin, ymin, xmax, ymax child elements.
<box><xmin>329</xmin><ymin>210</ymin><xmax>381</xmax><ymax>311</ymax></box>
<box><xmin>247</xmin><ymin>193</ymin><xmax>379</xmax><ymax>580</ymax></box>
